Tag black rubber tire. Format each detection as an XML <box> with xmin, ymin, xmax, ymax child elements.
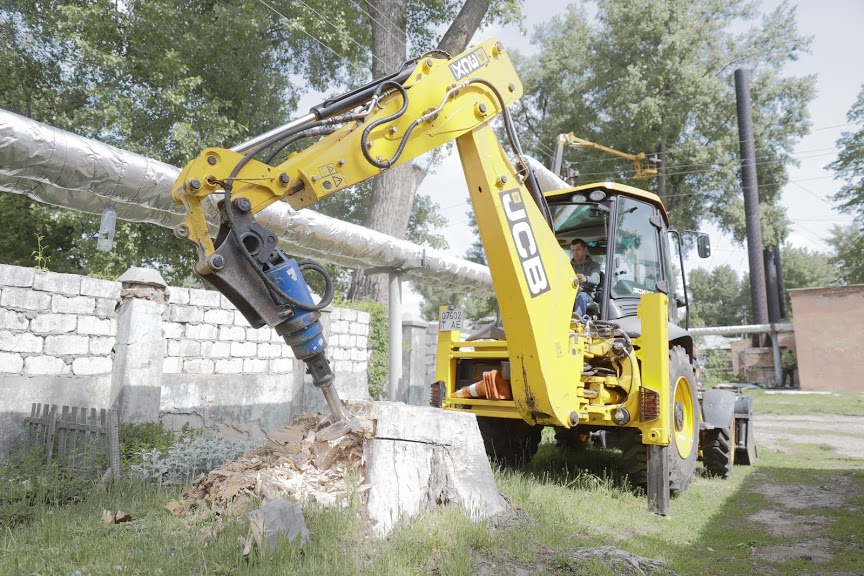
<box><xmin>554</xmin><ymin>425</ymin><xmax>591</xmax><ymax>450</ymax></box>
<box><xmin>476</xmin><ymin>417</ymin><xmax>541</xmax><ymax>467</ymax></box>
<box><xmin>619</xmin><ymin>346</ymin><xmax>700</xmax><ymax>494</ymax></box>
<box><xmin>620</xmin><ymin>428</ymin><xmax>649</xmax><ymax>489</ymax></box>
<box><xmin>702</xmin><ymin>414</ymin><xmax>734</xmax><ymax>478</ymax></box>
<box><xmin>668</xmin><ymin>346</ymin><xmax>700</xmax><ymax>493</ymax></box>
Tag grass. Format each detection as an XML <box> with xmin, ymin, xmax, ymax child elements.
<box><xmin>2</xmin><ymin>392</ymin><xmax>863</xmax><ymax>575</ymax></box>
<box><xmin>748</xmin><ymin>389</ymin><xmax>864</xmax><ymax>416</ymax></box>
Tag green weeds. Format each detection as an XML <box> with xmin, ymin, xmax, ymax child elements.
<box><xmin>2</xmin><ymin>394</ymin><xmax>862</xmax><ymax>575</ymax></box>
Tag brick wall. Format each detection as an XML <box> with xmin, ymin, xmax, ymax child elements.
<box><xmin>0</xmin><ymin>265</ymin><xmax>119</xmax><ymax>379</ymax></box>
<box><xmin>0</xmin><ymin>264</ymin><xmax>372</xmax><ymax>454</ymax></box>
<box><xmin>789</xmin><ymin>284</ymin><xmax>864</xmax><ymax>391</ymax></box>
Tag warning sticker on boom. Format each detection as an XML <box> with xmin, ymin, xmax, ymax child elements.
<box><xmin>319</xmin><ymin>164</ymin><xmax>338</xmax><ymax>177</ymax></box>
<box><xmin>319</xmin><ymin>172</ymin><xmax>344</xmax><ymax>192</ymax></box>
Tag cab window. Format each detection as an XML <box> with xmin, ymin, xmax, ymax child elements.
<box><xmin>611</xmin><ymin>197</ymin><xmax>663</xmax><ymax>298</ymax></box>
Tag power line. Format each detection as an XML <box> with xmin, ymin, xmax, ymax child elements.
<box><xmin>352</xmin><ymin>0</ymin><xmax>407</xmax><ymax>47</ymax></box>
<box><xmin>255</xmin><ymin>0</ymin><xmax>353</xmax><ymax>63</ymax></box>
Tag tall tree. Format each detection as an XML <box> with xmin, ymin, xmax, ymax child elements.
<box><xmin>0</xmin><ymin>0</ymin><xmax>307</xmax><ymax>283</ymax></box>
<box><xmin>827</xmin><ymin>224</ymin><xmax>864</xmax><ymax>286</ymax></box>
<box><xmin>335</xmin><ymin>0</ymin><xmax>523</xmax><ymax>305</ymax></box>
<box><xmin>516</xmin><ymin>0</ymin><xmax>814</xmax><ymax>245</ymax></box>
<box><xmin>827</xmin><ymin>84</ymin><xmax>864</xmax><ymax>222</ymax></box>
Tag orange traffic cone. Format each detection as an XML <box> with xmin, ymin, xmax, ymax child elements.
<box><xmin>452</xmin><ymin>370</ymin><xmax>513</xmax><ymax>400</ymax></box>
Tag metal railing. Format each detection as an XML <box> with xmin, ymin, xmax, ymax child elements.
<box><xmin>689</xmin><ymin>322</ymin><xmax>794</xmax><ymax>387</ymax></box>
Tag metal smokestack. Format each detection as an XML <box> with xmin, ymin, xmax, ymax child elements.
<box><xmin>734</xmin><ymin>68</ymin><xmax>770</xmax><ymax>336</ymax></box>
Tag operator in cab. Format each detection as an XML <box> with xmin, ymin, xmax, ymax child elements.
<box><xmin>570</xmin><ymin>238</ymin><xmax>601</xmax><ymax>317</ymax></box>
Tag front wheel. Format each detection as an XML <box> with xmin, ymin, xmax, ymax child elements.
<box><xmin>669</xmin><ymin>345</ymin><xmax>700</xmax><ymax>493</ymax></box>
<box><xmin>620</xmin><ymin>346</ymin><xmax>700</xmax><ymax>494</ymax></box>
<box><xmin>476</xmin><ymin>417</ymin><xmax>541</xmax><ymax>468</ymax></box>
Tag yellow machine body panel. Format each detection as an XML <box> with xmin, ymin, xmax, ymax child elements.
<box><xmin>172</xmin><ymin>37</ymin><xmax>675</xmax><ymax>444</ymax></box>
<box><xmin>172</xmin><ymin>38</ymin><xmax>523</xmax><ymax>264</ymax></box>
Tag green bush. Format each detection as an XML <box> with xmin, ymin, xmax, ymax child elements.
<box><xmin>119</xmin><ymin>421</ymin><xmax>201</xmax><ymax>469</ymax></box>
<box><xmin>338</xmin><ymin>298</ymin><xmax>388</xmax><ymax>399</ymax></box>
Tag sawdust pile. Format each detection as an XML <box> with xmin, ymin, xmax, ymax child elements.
<box><xmin>167</xmin><ymin>413</ymin><xmax>375</xmax><ymax>520</ymax></box>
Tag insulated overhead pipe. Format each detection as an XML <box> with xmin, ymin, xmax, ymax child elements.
<box><xmin>0</xmin><ymin>108</ymin><xmax>492</xmax><ymax>295</ymax></box>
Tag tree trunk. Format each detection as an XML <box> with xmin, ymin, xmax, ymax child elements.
<box><xmin>437</xmin><ymin>0</ymin><xmax>491</xmax><ymax>56</ymax></box>
<box><xmin>349</xmin><ymin>0</ymin><xmax>492</xmax><ymax>304</ymax></box>
<box><xmin>351</xmin><ymin>0</ymin><xmax>410</xmax><ymax>305</ymax></box>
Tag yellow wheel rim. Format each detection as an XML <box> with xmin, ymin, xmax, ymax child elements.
<box><xmin>673</xmin><ymin>376</ymin><xmax>696</xmax><ymax>459</ymax></box>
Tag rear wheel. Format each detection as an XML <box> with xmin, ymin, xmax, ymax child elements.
<box><xmin>555</xmin><ymin>425</ymin><xmax>591</xmax><ymax>450</ymax></box>
<box><xmin>620</xmin><ymin>346</ymin><xmax>700</xmax><ymax>494</ymax></box>
<box><xmin>702</xmin><ymin>413</ymin><xmax>735</xmax><ymax>478</ymax></box>
<box><xmin>476</xmin><ymin>417</ymin><xmax>541</xmax><ymax>467</ymax></box>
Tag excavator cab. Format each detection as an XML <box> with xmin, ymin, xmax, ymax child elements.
<box><xmin>547</xmin><ymin>182</ymin><xmax>679</xmax><ymax>326</ymax></box>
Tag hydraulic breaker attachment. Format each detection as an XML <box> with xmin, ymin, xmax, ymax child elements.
<box><xmin>174</xmin><ymin>187</ymin><xmax>355</xmax><ymax>438</ymax></box>
<box><xmin>264</xmin><ymin>255</ymin><xmax>353</xmax><ymax>439</ymax></box>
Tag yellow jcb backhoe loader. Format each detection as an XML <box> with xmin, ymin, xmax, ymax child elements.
<box><xmin>170</xmin><ymin>38</ymin><xmax>756</xmax><ymax>514</ymax></box>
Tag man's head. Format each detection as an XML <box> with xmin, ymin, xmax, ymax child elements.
<box><xmin>570</xmin><ymin>238</ymin><xmax>588</xmax><ymax>262</ymax></box>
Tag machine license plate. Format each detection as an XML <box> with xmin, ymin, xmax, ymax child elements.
<box><xmin>439</xmin><ymin>308</ymin><xmax>463</xmax><ymax>332</ymax></box>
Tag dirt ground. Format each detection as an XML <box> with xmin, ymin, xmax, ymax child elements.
<box><xmin>746</xmin><ymin>413</ymin><xmax>864</xmax><ymax>571</ymax></box>
<box><xmin>756</xmin><ymin>414</ymin><xmax>864</xmax><ymax>459</ymax></box>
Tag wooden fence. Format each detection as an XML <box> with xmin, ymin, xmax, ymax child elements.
<box><xmin>25</xmin><ymin>403</ymin><xmax>121</xmax><ymax>480</ymax></box>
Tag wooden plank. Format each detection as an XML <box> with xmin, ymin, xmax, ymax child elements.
<box><xmin>79</xmin><ymin>406</ymin><xmax>88</xmax><ymax>468</ymax></box>
<box><xmin>48</xmin><ymin>421</ymin><xmax>105</xmax><ymax>434</ymax></box>
<box><xmin>32</xmin><ymin>403</ymin><xmax>42</xmax><ymax>449</ymax></box>
<box><xmin>99</xmin><ymin>409</ymin><xmax>108</xmax><ymax>474</ymax></box>
<box><xmin>108</xmin><ymin>409</ymin><xmax>121</xmax><ymax>479</ymax></box>
<box><xmin>99</xmin><ymin>409</ymin><xmax>107</xmax><ymax>463</ymax></box>
<box><xmin>44</xmin><ymin>405</ymin><xmax>58</xmax><ymax>465</ymax></box>
<box><xmin>57</xmin><ymin>406</ymin><xmax>70</xmax><ymax>461</ymax></box>
<box><xmin>89</xmin><ymin>407</ymin><xmax>97</xmax><ymax>467</ymax></box>
<box><xmin>38</xmin><ymin>403</ymin><xmax>50</xmax><ymax>455</ymax></box>
<box><xmin>68</xmin><ymin>407</ymin><xmax>79</xmax><ymax>469</ymax></box>
<box><xmin>28</xmin><ymin>403</ymin><xmax>38</xmax><ymax>448</ymax></box>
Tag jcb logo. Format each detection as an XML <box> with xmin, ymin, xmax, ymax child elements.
<box><xmin>501</xmin><ymin>189</ymin><xmax>550</xmax><ymax>298</ymax></box>
<box><xmin>449</xmin><ymin>47</ymin><xmax>488</xmax><ymax>80</ymax></box>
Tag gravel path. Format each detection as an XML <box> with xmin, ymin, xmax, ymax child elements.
<box><xmin>755</xmin><ymin>414</ymin><xmax>864</xmax><ymax>459</ymax></box>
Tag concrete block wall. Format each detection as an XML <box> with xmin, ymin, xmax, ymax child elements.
<box><xmin>0</xmin><ymin>265</ymin><xmax>120</xmax><ymax>450</ymax></box>
<box><xmin>0</xmin><ymin>264</ymin><xmax>372</xmax><ymax>455</ymax></box>
<box><xmin>0</xmin><ymin>265</ymin><xmax>119</xmax><ymax>377</ymax></box>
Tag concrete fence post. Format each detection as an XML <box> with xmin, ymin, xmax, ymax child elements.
<box><xmin>110</xmin><ymin>267</ymin><xmax>168</xmax><ymax>423</ymax></box>
<box><xmin>402</xmin><ymin>313</ymin><xmax>430</xmax><ymax>405</ymax></box>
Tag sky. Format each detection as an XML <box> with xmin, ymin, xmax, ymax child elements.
<box><xmin>397</xmin><ymin>0</ymin><xmax>864</xmax><ymax>314</ymax></box>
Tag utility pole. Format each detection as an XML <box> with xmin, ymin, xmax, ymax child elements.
<box><xmin>734</xmin><ymin>68</ymin><xmax>770</xmax><ymax>341</ymax></box>
<box><xmin>657</xmin><ymin>141</ymin><xmax>667</xmax><ymax>208</ymax></box>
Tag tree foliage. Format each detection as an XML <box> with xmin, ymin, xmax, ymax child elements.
<box><xmin>780</xmin><ymin>243</ymin><xmax>836</xmax><ymax>291</ymax></box>
<box><xmin>0</xmin><ymin>0</ymin><xmax>304</xmax><ymax>283</ymax></box>
<box><xmin>0</xmin><ymin>0</ymin><xmax>473</xmax><ymax>288</ymax></box>
<box><xmin>516</xmin><ymin>0</ymin><xmax>814</xmax><ymax>245</ymax></box>
<box><xmin>687</xmin><ymin>265</ymin><xmax>751</xmax><ymax>327</ymax></box>
<box><xmin>827</xmin><ymin>224</ymin><xmax>864</xmax><ymax>286</ymax></box>
<box><xmin>828</xmin><ymin>84</ymin><xmax>864</xmax><ymax>222</ymax></box>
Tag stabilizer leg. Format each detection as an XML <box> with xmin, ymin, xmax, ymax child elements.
<box><xmin>647</xmin><ymin>444</ymin><xmax>670</xmax><ymax>515</ymax></box>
